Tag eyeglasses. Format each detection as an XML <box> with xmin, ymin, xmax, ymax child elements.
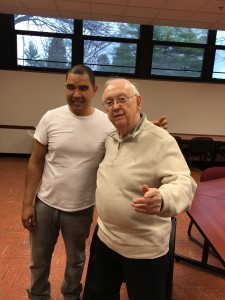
<box><xmin>102</xmin><ymin>95</ymin><xmax>136</xmax><ymax>109</ymax></box>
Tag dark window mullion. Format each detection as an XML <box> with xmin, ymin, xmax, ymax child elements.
<box><xmin>72</xmin><ymin>19</ymin><xmax>83</xmax><ymax>65</ymax></box>
<box><xmin>202</xmin><ymin>30</ymin><xmax>216</xmax><ymax>80</ymax></box>
<box><xmin>136</xmin><ymin>25</ymin><xmax>153</xmax><ymax>78</ymax></box>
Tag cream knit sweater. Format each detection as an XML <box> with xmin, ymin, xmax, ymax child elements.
<box><xmin>96</xmin><ymin>115</ymin><xmax>196</xmax><ymax>259</ymax></box>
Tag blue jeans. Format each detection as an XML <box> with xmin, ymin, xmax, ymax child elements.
<box><xmin>27</xmin><ymin>197</ymin><xmax>94</xmax><ymax>300</ymax></box>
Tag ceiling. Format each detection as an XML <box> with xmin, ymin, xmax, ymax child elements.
<box><xmin>1</xmin><ymin>0</ymin><xmax>225</xmax><ymax>30</ymax></box>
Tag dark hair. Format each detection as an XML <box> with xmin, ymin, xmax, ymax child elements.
<box><xmin>66</xmin><ymin>64</ymin><xmax>95</xmax><ymax>87</ymax></box>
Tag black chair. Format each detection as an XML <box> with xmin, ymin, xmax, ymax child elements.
<box><xmin>217</xmin><ymin>142</ymin><xmax>225</xmax><ymax>160</ymax></box>
<box><xmin>83</xmin><ymin>218</ymin><xmax>177</xmax><ymax>300</ymax></box>
<box><xmin>173</xmin><ymin>135</ymin><xmax>188</xmax><ymax>155</ymax></box>
<box><xmin>173</xmin><ymin>135</ymin><xmax>183</xmax><ymax>149</ymax></box>
<box><xmin>184</xmin><ymin>137</ymin><xmax>214</xmax><ymax>165</ymax></box>
<box><xmin>187</xmin><ymin>167</ymin><xmax>225</xmax><ymax>256</ymax></box>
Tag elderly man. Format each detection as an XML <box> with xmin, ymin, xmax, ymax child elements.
<box><xmin>83</xmin><ymin>78</ymin><xmax>196</xmax><ymax>300</ymax></box>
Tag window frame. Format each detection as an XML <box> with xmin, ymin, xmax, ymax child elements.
<box><xmin>0</xmin><ymin>13</ymin><xmax>224</xmax><ymax>84</ymax></box>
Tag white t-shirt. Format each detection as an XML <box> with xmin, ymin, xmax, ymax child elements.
<box><xmin>34</xmin><ymin>105</ymin><xmax>114</xmax><ymax>211</ymax></box>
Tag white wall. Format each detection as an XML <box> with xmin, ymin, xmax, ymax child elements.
<box><xmin>1</xmin><ymin>70</ymin><xmax>225</xmax><ymax>153</ymax></box>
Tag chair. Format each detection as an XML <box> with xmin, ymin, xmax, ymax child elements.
<box><xmin>173</xmin><ymin>135</ymin><xmax>188</xmax><ymax>155</ymax></box>
<box><xmin>187</xmin><ymin>167</ymin><xmax>225</xmax><ymax>254</ymax></box>
<box><xmin>184</xmin><ymin>137</ymin><xmax>214</xmax><ymax>165</ymax></box>
<box><xmin>217</xmin><ymin>142</ymin><xmax>225</xmax><ymax>160</ymax></box>
<box><xmin>83</xmin><ymin>218</ymin><xmax>176</xmax><ymax>300</ymax></box>
<box><xmin>173</xmin><ymin>135</ymin><xmax>183</xmax><ymax>149</ymax></box>
<box><xmin>200</xmin><ymin>166</ymin><xmax>225</xmax><ymax>181</ymax></box>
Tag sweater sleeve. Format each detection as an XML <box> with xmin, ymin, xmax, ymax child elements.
<box><xmin>156</xmin><ymin>137</ymin><xmax>197</xmax><ymax>217</ymax></box>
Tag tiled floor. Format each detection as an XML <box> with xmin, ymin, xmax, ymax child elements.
<box><xmin>0</xmin><ymin>157</ymin><xmax>225</xmax><ymax>300</ymax></box>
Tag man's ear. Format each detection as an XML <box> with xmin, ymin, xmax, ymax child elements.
<box><xmin>93</xmin><ymin>85</ymin><xmax>98</xmax><ymax>95</ymax></box>
<box><xmin>136</xmin><ymin>95</ymin><xmax>142</xmax><ymax>110</ymax></box>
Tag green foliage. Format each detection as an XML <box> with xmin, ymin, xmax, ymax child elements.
<box><xmin>153</xmin><ymin>26</ymin><xmax>208</xmax><ymax>44</ymax></box>
<box><xmin>152</xmin><ymin>46</ymin><xmax>204</xmax><ymax>77</ymax></box>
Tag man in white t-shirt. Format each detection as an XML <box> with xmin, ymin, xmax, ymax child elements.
<box><xmin>21</xmin><ymin>64</ymin><xmax>168</xmax><ymax>300</ymax></box>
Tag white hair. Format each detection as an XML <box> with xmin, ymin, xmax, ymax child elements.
<box><xmin>104</xmin><ymin>78</ymin><xmax>140</xmax><ymax>96</ymax></box>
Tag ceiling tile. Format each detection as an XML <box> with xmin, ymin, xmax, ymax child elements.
<box><xmin>152</xmin><ymin>19</ymin><xmax>185</xmax><ymax>27</ymax></box>
<box><xmin>56</xmin><ymin>0</ymin><xmax>90</xmax><ymax>12</ymax></box>
<box><xmin>1</xmin><ymin>0</ymin><xmax>225</xmax><ymax>30</ymax></box>
<box><xmin>91</xmin><ymin>0</ymin><xmax>127</xmax><ymax>4</ymax></box>
<box><xmin>0</xmin><ymin>0</ymin><xmax>21</xmax><ymax>6</ymax></box>
<box><xmin>0</xmin><ymin>6</ymin><xmax>29</xmax><ymax>14</ymax></box>
<box><xmin>125</xmin><ymin>7</ymin><xmax>158</xmax><ymax>18</ymax></box>
<box><xmin>90</xmin><ymin>14</ymin><xmax>124</xmax><ymax>22</ymax></box>
<box><xmin>188</xmin><ymin>12</ymin><xmax>224</xmax><ymax>22</ymax></box>
<box><xmin>201</xmin><ymin>0</ymin><xmax>225</xmax><ymax>13</ymax></box>
<box><xmin>180</xmin><ymin>20</ymin><xmax>214</xmax><ymax>30</ymax></box>
<box><xmin>163</xmin><ymin>0</ymin><xmax>208</xmax><ymax>11</ymax></box>
<box><xmin>91</xmin><ymin>4</ymin><xmax>125</xmax><ymax>15</ymax></box>
<box><xmin>20</xmin><ymin>0</ymin><xmax>57</xmax><ymax>10</ymax></box>
<box><xmin>61</xmin><ymin>11</ymin><xmax>90</xmax><ymax>19</ymax></box>
<box><xmin>156</xmin><ymin>9</ymin><xmax>192</xmax><ymax>21</ymax></box>
<box><xmin>128</xmin><ymin>0</ymin><xmax>167</xmax><ymax>8</ymax></box>
<box><xmin>124</xmin><ymin>16</ymin><xmax>151</xmax><ymax>25</ymax></box>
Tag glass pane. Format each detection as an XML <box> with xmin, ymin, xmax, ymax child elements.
<box><xmin>14</xmin><ymin>14</ymin><xmax>74</xmax><ymax>34</ymax></box>
<box><xmin>153</xmin><ymin>26</ymin><xmax>208</xmax><ymax>44</ymax></box>
<box><xmin>83</xmin><ymin>20</ymin><xmax>140</xmax><ymax>38</ymax></box>
<box><xmin>84</xmin><ymin>40</ymin><xmax>137</xmax><ymax>73</ymax></box>
<box><xmin>216</xmin><ymin>30</ymin><xmax>225</xmax><ymax>45</ymax></box>
<box><xmin>151</xmin><ymin>45</ymin><xmax>204</xmax><ymax>77</ymax></box>
<box><xmin>17</xmin><ymin>35</ymin><xmax>72</xmax><ymax>69</ymax></box>
<box><xmin>212</xmin><ymin>50</ymin><xmax>225</xmax><ymax>79</ymax></box>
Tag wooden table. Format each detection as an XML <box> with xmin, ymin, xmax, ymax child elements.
<box><xmin>175</xmin><ymin>177</ymin><xmax>225</xmax><ymax>276</ymax></box>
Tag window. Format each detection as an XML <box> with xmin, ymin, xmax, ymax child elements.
<box><xmin>14</xmin><ymin>15</ymin><xmax>73</xmax><ymax>69</ymax></box>
<box><xmin>14</xmin><ymin>16</ymin><xmax>140</xmax><ymax>73</ymax></box>
<box><xmin>212</xmin><ymin>30</ymin><xmax>225</xmax><ymax>79</ymax></box>
<box><xmin>17</xmin><ymin>35</ymin><xmax>72</xmax><ymax>69</ymax></box>
<box><xmin>0</xmin><ymin>13</ymin><xmax>222</xmax><ymax>82</ymax></box>
<box><xmin>84</xmin><ymin>40</ymin><xmax>137</xmax><ymax>73</ymax></box>
<box><xmin>213</xmin><ymin>50</ymin><xmax>225</xmax><ymax>79</ymax></box>
<box><xmin>83</xmin><ymin>21</ymin><xmax>140</xmax><ymax>74</ymax></box>
<box><xmin>152</xmin><ymin>46</ymin><xmax>204</xmax><ymax>77</ymax></box>
<box><xmin>152</xmin><ymin>26</ymin><xmax>208</xmax><ymax>78</ymax></box>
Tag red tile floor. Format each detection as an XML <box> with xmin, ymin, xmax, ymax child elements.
<box><xmin>0</xmin><ymin>157</ymin><xmax>225</xmax><ymax>300</ymax></box>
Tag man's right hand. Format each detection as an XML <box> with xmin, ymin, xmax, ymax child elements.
<box><xmin>21</xmin><ymin>205</ymin><xmax>36</xmax><ymax>231</ymax></box>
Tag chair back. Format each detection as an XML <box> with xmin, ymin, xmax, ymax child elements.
<box><xmin>200</xmin><ymin>166</ymin><xmax>225</xmax><ymax>182</ymax></box>
<box><xmin>186</xmin><ymin>137</ymin><xmax>214</xmax><ymax>162</ymax></box>
<box><xmin>188</xmin><ymin>137</ymin><xmax>214</xmax><ymax>153</ymax></box>
<box><xmin>173</xmin><ymin>135</ymin><xmax>183</xmax><ymax>148</ymax></box>
<box><xmin>217</xmin><ymin>143</ymin><xmax>225</xmax><ymax>159</ymax></box>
